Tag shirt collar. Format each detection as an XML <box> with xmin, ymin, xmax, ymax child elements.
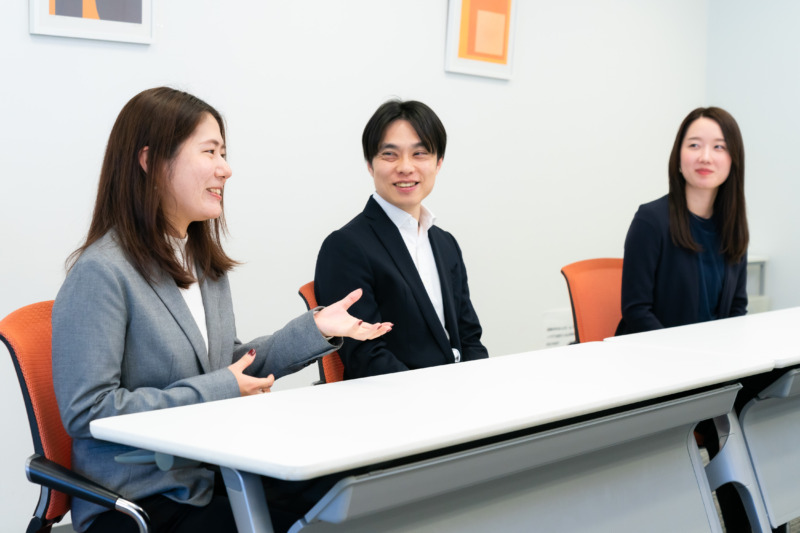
<box><xmin>372</xmin><ymin>192</ymin><xmax>436</xmax><ymax>232</ymax></box>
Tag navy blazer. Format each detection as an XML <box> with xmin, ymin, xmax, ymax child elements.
<box><xmin>315</xmin><ymin>197</ymin><xmax>488</xmax><ymax>378</ymax></box>
<box><xmin>616</xmin><ymin>195</ymin><xmax>748</xmax><ymax>335</ymax></box>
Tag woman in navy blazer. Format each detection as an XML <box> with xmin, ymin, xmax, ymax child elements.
<box><xmin>616</xmin><ymin>107</ymin><xmax>749</xmax><ymax>532</ymax></box>
<box><xmin>616</xmin><ymin>107</ymin><xmax>749</xmax><ymax>335</ymax></box>
<box><xmin>52</xmin><ymin>88</ymin><xmax>391</xmax><ymax>533</ymax></box>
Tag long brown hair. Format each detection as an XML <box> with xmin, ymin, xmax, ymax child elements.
<box><xmin>69</xmin><ymin>87</ymin><xmax>237</xmax><ymax>287</ymax></box>
<box><xmin>667</xmin><ymin>107</ymin><xmax>749</xmax><ymax>263</ymax></box>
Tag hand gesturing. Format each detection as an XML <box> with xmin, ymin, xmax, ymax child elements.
<box><xmin>313</xmin><ymin>288</ymin><xmax>393</xmax><ymax>340</ymax></box>
<box><xmin>228</xmin><ymin>349</ymin><xmax>275</xmax><ymax>396</ymax></box>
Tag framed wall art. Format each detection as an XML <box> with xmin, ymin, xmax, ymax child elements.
<box><xmin>30</xmin><ymin>0</ymin><xmax>152</xmax><ymax>44</ymax></box>
<box><xmin>445</xmin><ymin>0</ymin><xmax>516</xmax><ymax>80</ymax></box>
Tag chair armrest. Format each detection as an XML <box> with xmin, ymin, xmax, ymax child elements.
<box><xmin>26</xmin><ymin>454</ymin><xmax>150</xmax><ymax>532</ymax></box>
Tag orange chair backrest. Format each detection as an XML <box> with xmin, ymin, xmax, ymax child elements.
<box><xmin>560</xmin><ymin>258</ymin><xmax>623</xmax><ymax>343</ymax></box>
<box><xmin>0</xmin><ymin>300</ymin><xmax>71</xmax><ymax>520</ymax></box>
<box><xmin>298</xmin><ymin>282</ymin><xmax>345</xmax><ymax>383</ymax></box>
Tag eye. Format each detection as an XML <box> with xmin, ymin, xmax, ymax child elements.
<box><xmin>205</xmin><ymin>148</ymin><xmax>227</xmax><ymax>159</ymax></box>
<box><xmin>715</xmin><ymin>144</ymin><xmax>727</xmax><ymax>151</ymax></box>
<box><xmin>381</xmin><ymin>151</ymin><xmax>397</xmax><ymax>160</ymax></box>
<box><xmin>686</xmin><ymin>143</ymin><xmax>700</xmax><ymax>149</ymax></box>
<box><xmin>414</xmin><ymin>151</ymin><xmax>430</xmax><ymax>157</ymax></box>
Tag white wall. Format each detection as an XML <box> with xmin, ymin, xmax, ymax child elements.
<box><xmin>0</xmin><ymin>1</ymin><xmax>717</xmax><ymax>529</ymax></box>
<box><xmin>707</xmin><ymin>0</ymin><xmax>800</xmax><ymax>311</ymax></box>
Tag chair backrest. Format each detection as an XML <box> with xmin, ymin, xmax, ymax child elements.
<box><xmin>560</xmin><ymin>258</ymin><xmax>623</xmax><ymax>343</ymax></box>
<box><xmin>298</xmin><ymin>282</ymin><xmax>345</xmax><ymax>384</ymax></box>
<box><xmin>0</xmin><ymin>300</ymin><xmax>72</xmax><ymax>524</ymax></box>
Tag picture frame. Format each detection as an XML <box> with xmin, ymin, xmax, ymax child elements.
<box><xmin>445</xmin><ymin>0</ymin><xmax>517</xmax><ymax>80</ymax></box>
<box><xmin>29</xmin><ymin>0</ymin><xmax>152</xmax><ymax>44</ymax></box>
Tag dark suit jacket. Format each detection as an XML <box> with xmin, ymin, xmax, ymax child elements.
<box><xmin>315</xmin><ymin>197</ymin><xmax>488</xmax><ymax>378</ymax></box>
<box><xmin>616</xmin><ymin>195</ymin><xmax>748</xmax><ymax>335</ymax></box>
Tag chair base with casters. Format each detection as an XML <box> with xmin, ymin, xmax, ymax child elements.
<box><xmin>0</xmin><ymin>301</ymin><xmax>151</xmax><ymax>533</ymax></box>
<box><xmin>298</xmin><ymin>281</ymin><xmax>345</xmax><ymax>384</ymax></box>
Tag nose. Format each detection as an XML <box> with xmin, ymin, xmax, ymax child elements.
<box><xmin>217</xmin><ymin>157</ymin><xmax>232</xmax><ymax>180</ymax></box>
<box><xmin>699</xmin><ymin>146</ymin><xmax>712</xmax><ymax>163</ymax></box>
<box><xmin>397</xmin><ymin>154</ymin><xmax>413</xmax><ymax>174</ymax></box>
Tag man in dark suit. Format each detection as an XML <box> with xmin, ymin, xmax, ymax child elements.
<box><xmin>314</xmin><ymin>99</ymin><xmax>488</xmax><ymax>379</ymax></box>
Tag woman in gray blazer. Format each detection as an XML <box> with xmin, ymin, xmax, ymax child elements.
<box><xmin>52</xmin><ymin>87</ymin><xmax>391</xmax><ymax>533</ymax></box>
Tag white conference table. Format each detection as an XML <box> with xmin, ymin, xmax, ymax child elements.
<box><xmin>606</xmin><ymin>307</ymin><xmax>800</xmax><ymax>531</ymax></box>
<box><xmin>91</xmin><ymin>340</ymin><xmax>772</xmax><ymax>533</ymax></box>
<box><xmin>605</xmin><ymin>307</ymin><xmax>800</xmax><ymax>369</ymax></box>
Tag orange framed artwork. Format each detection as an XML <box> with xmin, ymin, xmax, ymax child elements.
<box><xmin>30</xmin><ymin>0</ymin><xmax>152</xmax><ymax>44</ymax></box>
<box><xmin>445</xmin><ymin>0</ymin><xmax>517</xmax><ymax>79</ymax></box>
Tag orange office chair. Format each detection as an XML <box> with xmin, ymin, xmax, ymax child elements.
<box><xmin>0</xmin><ymin>301</ymin><xmax>150</xmax><ymax>533</ymax></box>
<box><xmin>298</xmin><ymin>282</ymin><xmax>345</xmax><ymax>384</ymax></box>
<box><xmin>561</xmin><ymin>261</ymin><xmax>711</xmax><ymax>448</ymax></box>
<box><xmin>560</xmin><ymin>258</ymin><xmax>623</xmax><ymax>343</ymax></box>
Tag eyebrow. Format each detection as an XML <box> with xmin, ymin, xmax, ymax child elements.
<box><xmin>685</xmin><ymin>136</ymin><xmax>726</xmax><ymax>143</ymax></box>
<box><xmin>199</xmin><ymin>139</ymin><xmax>226</xmax><ymax>149</ymax></box>
<box><xmin>379</xmin><ymin>141</ymin><xmax>427</xmax><ymax>150</ymax></box>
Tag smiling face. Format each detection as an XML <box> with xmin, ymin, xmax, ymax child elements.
<box><xmin>680</xmin><ymin>116</ymin><xmax>731</xmax><ymax>197</ymax></box>
<box><xmin>162</xmin><ymin>113</ymin><xmax>232</xmax><ymax>236</ymax></box>
<box><xmin>368</xmin><ymin>119</ymin><xmax>442</xmax><ymax>221</ymax></box>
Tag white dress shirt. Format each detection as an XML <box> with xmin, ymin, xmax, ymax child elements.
<box><xmin>372</xmin><ymin>192</ymin><xmax>460</xmax><ymax>362</ymax></box>
<box><xmin>169</xmin><ymin>235</ymin><xmax>208</xmax><ymax>353</ymax></box>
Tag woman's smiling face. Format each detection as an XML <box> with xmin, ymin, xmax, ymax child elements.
<box><xmin>162</xmin><ymin>113</ymin><xmax>232</xmax><ymax>236</ymax></box>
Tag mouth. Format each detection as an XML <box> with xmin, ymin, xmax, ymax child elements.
<box><xmin>208</xmin><ymin>188</ymin><xmax>223</xmax><ymax>200</ymax></box>
<box><xmin>394</xmin><ymin>181</ymin><xmax>419</xmax><ymax>189</ymax></box>
<box><xmin>695</xmin><ymin>169</ymin><xmax>713</xmax><ymax>176</ymax></box>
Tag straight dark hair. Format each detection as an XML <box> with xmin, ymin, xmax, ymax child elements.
<box><xmin>68</xmin><ymin>87</ymin><xmax>237</xmax><ymax>287</ymax></box>
<box><xmin>362</xmin><ymin>99</ymin><xmax>447</xmax><ymax>163</ymax></box>
<box><xmin>667</xmin><ymin>107</ymin><xmax>749</xmax><ymax>263</ymax></box>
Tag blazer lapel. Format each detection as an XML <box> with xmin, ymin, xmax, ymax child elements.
<box><xmin>364</xmin><ymin>198</ymin><xmax>453</xmax><ymax>358</ymax></box>
<box><xmin>199</xmin><ymin>276</ymin><xmax>223</xmax><ymax>370</ymax></box>
<box><xmin>149</xmin><ymin>270</ymin><xmax>211</xmax><ymax>373</ymax></box>
<box><xmin>429</xmin><ymin>230</ymin><xmax>459</xmax><ymax>348</ymax></box>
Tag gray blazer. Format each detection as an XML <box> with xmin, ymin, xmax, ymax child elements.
<box><xmin>52</xmin><ymin>232</ymin><xmax>340</xmax><ymax>531</ymax></box>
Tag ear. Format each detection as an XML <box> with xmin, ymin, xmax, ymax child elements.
<box><xmin>138</xmin><ymin>146</ymin><xmax>149</xmax><ymax>173</ymax></box>
<box><xmin>435</xmin><ymin>156</ymin><xmax>444</xmax><ymax>172</ymax></box>
<box><xmin>366</xmin><ymin>160</ymin><xmax>375</xmax><ymax>177</ymax></box>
